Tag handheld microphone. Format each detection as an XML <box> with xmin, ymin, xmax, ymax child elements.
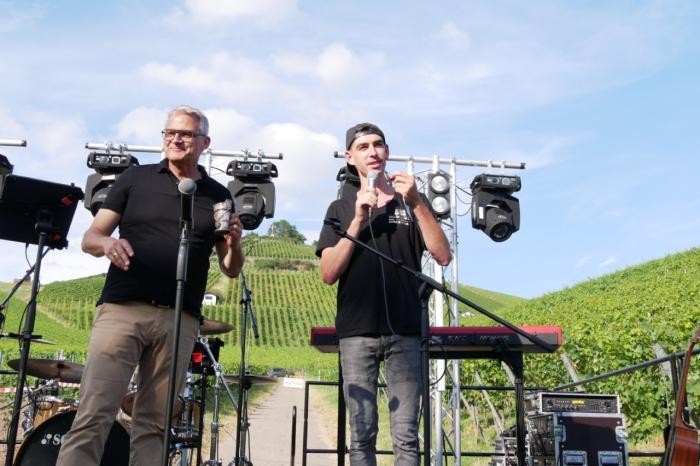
<box><xmin>367</xmin><ymin>170</ymin><xmax>379</xmax><ymax>217</ymax></box>
<box><xmin>178</xmin><ymin>178</ymin><xmax>197</xmax><ymax>228</ymax></box>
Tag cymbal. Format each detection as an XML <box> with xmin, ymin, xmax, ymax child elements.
<box><xmin>8</xmin><ymin>358</ymin><xmax>84</xmax><ymax>384</ymax></box>
<box><xmin>200</xmin><ymin>318</ymin><xmax>234</xmax><ymax>335</ymax></box>
<box><xmin>224</xmin><ymin>374</ymin><xmax>278</xmax><ymax>385</ymax></box>
<box><xmin>1</xmin><ymin>333</ymin><xmax>55</xmax><ymax>345</ymax></box>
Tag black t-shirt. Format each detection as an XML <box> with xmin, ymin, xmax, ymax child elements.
<box><xmin>97</xmin><ymin>159</ymin><xmax>231</xmax><ymax>316</ymax></box>
<box><xmin>316</xmin><ymin>194</ymin><xmax>426</xmax><ymax>337</ymax></box>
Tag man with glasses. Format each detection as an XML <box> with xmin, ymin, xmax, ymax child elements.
<box><xmin>57</xmin><ymin>105</ymin><xmax>245</xmax><ymax>465</ymax></box>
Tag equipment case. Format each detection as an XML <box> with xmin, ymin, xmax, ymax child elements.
<box><xmin>528</xmin><ymin>412</ymin><xmax>629</xmax><ymax>466</ymax></box>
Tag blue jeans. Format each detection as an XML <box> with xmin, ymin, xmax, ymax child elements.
<box><xmin>339</xmin><ymin>335</ymin><xmax>422</xmax><ymax>466</ymax></box>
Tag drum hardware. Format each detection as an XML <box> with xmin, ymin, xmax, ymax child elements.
<box><xmin>200</xmin><ymin>318</ymin><xmax>235</xmax><ymax>336</ymax></box>
<box><xmin>161</xmin><ymin>336</ymin><xmax>233</xmax><ymax>466</ymax></box>
<box><xmin>19</xmin><ymin>379</ymin><xmax>65</xmax><ymax>436</ymax></box>
<box><xmin>170</xmin><ymin>374</ymin><xmax>203</xmax><ymax>446</ymax></box>
<box><xmin>0</xmin><ymin>332</ymin><xmax>56</xmax><ymax>345</ymax></box>
<box><xmin>8</xmin><ymin>358</ymin><xmax>84</xmax><ymax>384</ymax></box>
<box><xmin>197</xmin><ymin>336</ymin><xmax>240</xmax><ymax>466</ymax></box>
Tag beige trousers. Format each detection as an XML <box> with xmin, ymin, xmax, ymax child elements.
<box><xmin>55</xmin><ymin>301</ymin><xmax>199</xmax><ymax>466</ymax></box>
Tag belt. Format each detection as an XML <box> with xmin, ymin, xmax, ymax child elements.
<box><xmin>148</xmin><ymin>300</ymin><xmax>174</xmax><ymax>309</ymax></box>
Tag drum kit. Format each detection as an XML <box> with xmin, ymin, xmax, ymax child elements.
<box><xmin>6</xmin><ymin>318</ymin><xmax>277</xmax><ymax>466</ymax></box>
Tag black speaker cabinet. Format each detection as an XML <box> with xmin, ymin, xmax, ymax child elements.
<box><xmin>528</xmin><ymin>413</ymin><xmax>629</xmax><ymax>466</ymax></box>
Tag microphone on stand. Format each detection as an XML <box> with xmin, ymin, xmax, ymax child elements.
<box><xmin>367</xmin><ymin>170</ymin><xmax>379</xmax><ymax>217</ymax></box>
<box><xmin>178</xmin><ymin>178</ymin><xmax>197</xmax><ymax>228</ymax></box>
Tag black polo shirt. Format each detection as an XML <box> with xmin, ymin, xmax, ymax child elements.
<box><xmin>97</xmin><ymin>159</ymin><xmax>231</xmax><ymax>316</ymax></box>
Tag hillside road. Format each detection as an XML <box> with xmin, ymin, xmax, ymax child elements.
<box><xmin>214</xmin><ymin>379</ymin><xmax>339</xmax><ymax>466</ymax></box>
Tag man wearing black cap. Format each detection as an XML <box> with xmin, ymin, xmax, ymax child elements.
<box><xmin>316</xmin><ymin>123</ymin><xmax>452</xmax><ymax>465</ymax></box>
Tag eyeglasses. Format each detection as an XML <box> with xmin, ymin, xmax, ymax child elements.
<box><xmin>162</xmin><ymin>129</ymin><xmax>206</xmax><ymax>141</ymax></box>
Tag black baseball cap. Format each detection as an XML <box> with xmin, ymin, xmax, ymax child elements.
<box><xmin>345</xmin><ymin>122</ymin><xmax>386</xmax><ymax>150</ymax></box>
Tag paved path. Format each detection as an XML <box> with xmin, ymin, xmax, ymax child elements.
<box><xmin>214</xmin><ymin>379</ymin><xmax>339</xmax><ymax>466</ymax></box>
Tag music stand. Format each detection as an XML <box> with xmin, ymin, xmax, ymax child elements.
<box><xmin>0</xmin><ymin>174</ymin><xmax>83</xmax><ymax>465</ymax></box>
<box><xmin>0</xmin><ymin>174</ymin><xmax>83</xmax><ymax>249</ymax></box>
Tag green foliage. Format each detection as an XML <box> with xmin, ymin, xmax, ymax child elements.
<box><xmin>463</xmin><ymin>247</ymin><xmax>700</xmax><ymax>443</ymax></box>
<box><xmin>266</xmin><ymin>219</ymin><xmax>306</xmax><ymax>243</ymax></box>
<box><xmin>3</xmin><ymin>238</ymin><xmax>699</xmax><ymax>448</ymax></box>
<box><xmin>457</xmin><ymin>284</ymin><xmax>525</xmax><ymax>312</ymax></box>
<box><xmin>240</xmin><ymin>236</ymin><xmax>317</xmax><ymax>260</ymax></box>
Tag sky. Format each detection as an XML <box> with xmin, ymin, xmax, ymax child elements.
<box><xmin>0</xmin><ymin>0</ymin><xmax>699</xmax><ymax>300</ymax></box>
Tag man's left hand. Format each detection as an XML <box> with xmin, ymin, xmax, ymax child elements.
<box><xmin>388</xmin><ymin>171</ymin><xmax>421</xmax><ymax>207</ymax></box>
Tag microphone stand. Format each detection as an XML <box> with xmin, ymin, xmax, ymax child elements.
<box><xmin>161</xmin><ymin>219</ymin><xmax>192</xmax><ymax>466</ymax></box>
<box><xmin>0</xmin><ymin>248</ymin><xmax>49</xmax><ymax>330</ymax></box>
<box><xmin>4</xmin><ymin>217</ymin><xmax>52</xmax><ymax>466</ymax></box>
<box><xmin>233</xmin><ymin>269</ymin><xmax>258</xmax><ymax>466</ymax></box>
<box><xmin>325</xmin><ymin>218</ymin><xmax>556</xmax><ymax>465</ymax></box>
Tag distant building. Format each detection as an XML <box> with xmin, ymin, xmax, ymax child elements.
<box><xmin>202</xmin><ymin>293</ymin><xmax>218</xmax><ymax>306</ymax></box>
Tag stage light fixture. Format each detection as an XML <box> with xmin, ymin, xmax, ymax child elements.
<box><xmin>226</xmin><ymin>160</ymin><xmax>278</xmax><ymax>230</ymax></box>
<box><xmin>427</xmin><ymin>170</ymin><xmax>451</xmax><ymax>220</ymax></box>
<box><xmin>83</xmin><ymin>152</ymin><xmax>139</xmax><ymax>216</ymax></box>
<box><xmin>470</xmin><ymin>173</ymin><xmax>521</xmax><ymax>242</ymax></box>
<box><xmin>335</xmin><ymin>165</ymin><xmax>360</xmax><ymax>200</ymax></box>
<box><xmin>0</xmin><ymin>154</ymin><xmax>13</xmax><ymax>199</ymax></box>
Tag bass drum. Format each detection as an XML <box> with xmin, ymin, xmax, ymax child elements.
<box><xmin>14</xmin><ymin>410</ymin><xmax>129</xmax><ymax>466</ymax></box>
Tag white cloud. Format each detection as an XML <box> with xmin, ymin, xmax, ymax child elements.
<box><xmin>599</xmin><ymin>256</ymin><xmax>618</xmax><ymax>268</ymax></box>
<box><xmin>1</xmin><ymin>111</ymin><xmax>89</xmax><ymax>184</ymax></box>
<box><xmin>0</xmin><ymin>108</ymin><xmax>25</xmax><ymax>141</ymax></box>
<box><xmin>140</xmin><ymin>53</ymin><xmax>296</xmax><ymax>105</ymax></box>
<box><xmin>575</xmin><ymin>255</ymin><xmax>591</xmax><ymax>268</ymax></box>
<box><xmin>407</xmin><ymin>3</ymin><xmax>690</xmax><ymax>116</ymax></box>
<box><xmin>115</xmin><ymin>107</ymin><xmax>168</xmax><ymax>146</ymax></box>
<box><xmin>273</xmin><ymin>43</ymin><xmax>386</xmax><ymax>87</ymax></box>
<box><xmin>316</xmin><ymin>44</ymin><xmax>385</xmax><ymax>87</ymax></box>
<box><xmin>438</xmin><ymin>21</ymin><xmax>470</xmax><ymax>50</ymax></box>
<box><xmin>165</xmin><ymin>0</ymin><xmax>297</xmax><ymax>27</ymax></box>
<box><xmin>38</xmin><ymin>208</ymin><xmax>107</xmax><ymax>283</ymax></box>
<box><xmin>271</xmin><ymin>53</ymin><xmax>314</xmax><ymax>76</ymax></box>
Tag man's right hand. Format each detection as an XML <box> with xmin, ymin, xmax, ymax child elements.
<box><xmin>104</xmin><ymin>238</ymin><xmax>133</xmax><ymax>271</ymax></box>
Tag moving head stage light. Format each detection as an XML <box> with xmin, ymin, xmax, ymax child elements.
<box><xmin>226</xmin><ymin>160</ymin><xmax>277</xmax><ymax>230</ymax></box>
<box><xmin>83</xmin><ymin>152</ymin><xmax>139</xmax><ymax>215</ymax></box>
<box><xmin>0</xmin><ymin>154</ymin><xmax>14</xmax><ymax>198</ymax></box>
<box><xmin>470</xmin><ymin>173</ymin><xmax>521</xmax><ymax>242</ymax></box>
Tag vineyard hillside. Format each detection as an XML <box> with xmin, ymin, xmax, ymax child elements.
<box><xmin>2</xmin><ymin>237</ymin><xmax>699</xmax><ymax>446</ymax></box>
<box><xmin>1</xmin><ymin>236</ymin><xmax>521</xmax><ymax>368</ymax></box>
<box><xmin>460</xmin><ymin>246</ymin><xmax>700</xmax><ymax>442</ymax></box>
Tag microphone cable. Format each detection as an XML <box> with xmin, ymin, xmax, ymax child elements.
<box><xmin>368</xmin><ymin>199</ymin><xmax>397</xmax><ymax>336</ymax></box>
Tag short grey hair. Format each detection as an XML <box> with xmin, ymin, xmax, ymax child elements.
<box><xmin>166</xmin><ymin>105</ymin><xmax>209</xmax><ymax>135</ymax></box>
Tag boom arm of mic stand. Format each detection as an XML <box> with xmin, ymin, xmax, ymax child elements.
<box><xmin>325</xmin><ymin>219</ymin><xmax>556</xmax><ymax>353</ymax></box>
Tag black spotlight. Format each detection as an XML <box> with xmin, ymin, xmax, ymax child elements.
<box><xmin>427</xmin><ymin>170</ymin><xmax>451</xmax><ymax>220</ymax></box>
<box><xmin>83</xmin><ymin>152</ymin><xmax>139</xmax><ymax>216</ymax></box>
<box><xmin>0</xmin><ymin>154</ymin><xmax>13</xmax><ymax>199</ymax></box>
<box><xmin>470</xmin><ymin>173</ymin><xmax>521</xmax><ymax>242</ymax></box>
<box><xmin>226</xmin><ymin>160</ymin><xmax>277</xmax><ymax>230</ymax></box>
